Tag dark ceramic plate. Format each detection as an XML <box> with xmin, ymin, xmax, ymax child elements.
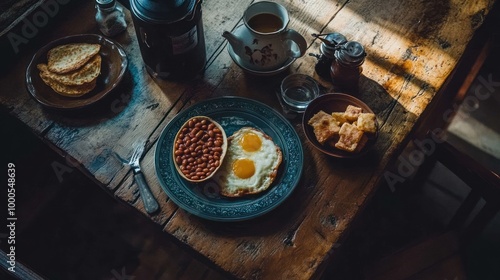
<box><xmin>303</xmin><ymin>93</ymin><xmax>378</xmax><ymax>158</ymax></box>
<box><xmin>155</xmin><ymin>97</ymin><xmax>304</xmax><ymax>222</ymax></box>
<box><xmin>25</xmin><ymin>34</ymin><xmax>128</xmax><ymax>110</ymax></box>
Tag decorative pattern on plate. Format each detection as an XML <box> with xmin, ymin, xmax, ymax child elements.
<box><xmin>155</xmin><ymin>96</ymin><xmax>303</xmax><ymax>221</ymax></box>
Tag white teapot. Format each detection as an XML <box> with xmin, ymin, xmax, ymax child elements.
<box><xmin>222</xmin><ymin>1</ymin><xmax>307</xmax><ymax>72</ymax></box>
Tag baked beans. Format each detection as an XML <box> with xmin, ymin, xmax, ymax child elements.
<box><xmin>174</xmin><ymin>117</ymin><xmax>225</xmax><ymax>181</ymax></box>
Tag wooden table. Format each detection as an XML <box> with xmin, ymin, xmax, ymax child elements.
<box><xmin>1</xmin><ymin>0</ymin><xmax>495</xmax><ymax>279</ymax></box>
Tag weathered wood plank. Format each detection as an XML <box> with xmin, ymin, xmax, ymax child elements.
<box><xmin>0</xmin><ymin>0</ymin><xmax>495</xmax><ymax>279</ymax></box>
<box><xmin>112</xmin><ymin>0</ymin><xmax>257</xmax><ymax>225</ymax></box>
<box><xmin>150</xmin><ymin>0</ymin><xmax>495</xmax><ymax>279</ymax></box>
<box><xmin>42</xmin><ymin>8</ymin><xmax>185</xmax><ymax>189</ymax></box>
<box><xmin>1</xmin><ymin>1</ymin><xmax>98</xmax><ymax>132</ymax></box>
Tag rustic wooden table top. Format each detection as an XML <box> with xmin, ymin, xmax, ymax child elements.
<box><xmin>0</xmin><ymin>0</ymin><xmax>496</xmax><ymax>279</ymax></box>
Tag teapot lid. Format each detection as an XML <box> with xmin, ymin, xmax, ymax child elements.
<box><xmin>131</xmin><ymin>0</ymin><xmax>197</xmax><ymax>23</ymax></box>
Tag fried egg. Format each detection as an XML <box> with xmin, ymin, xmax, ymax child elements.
<box><xmin>213</xmin><ymin>127</ymin><xmax>282</xmax><ymax>197</ymax></box>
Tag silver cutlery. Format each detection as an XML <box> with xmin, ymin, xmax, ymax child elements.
<box><xmin>115</xmin><ymin>143</ymin><xmax>159</xmax><ymax>214</ymax></box>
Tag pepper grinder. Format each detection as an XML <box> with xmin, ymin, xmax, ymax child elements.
<box><xmin>330</xmin><ymin>41</ymin><xmax>366</xmax><ymax>93</ymax></box>
<box><xmin>312</xmin><ymin>32</ymin><xmax>347</xmax><ymax>80</ymax></box>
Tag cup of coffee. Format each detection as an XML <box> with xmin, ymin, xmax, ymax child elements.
<box><xmin>245</xmin><ymin>5</ymin><xmax>285</xmax><ymax>33</ymax></box>
<box><xmin>222</xmin><ymin>1</ymin><xmax>307</xmax><ymax>71</ymax></box>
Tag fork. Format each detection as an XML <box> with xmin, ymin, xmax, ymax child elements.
<box><xmin>115</xmin><ymin>143</ymin><xmax>159</xmax><ymax>214</ymax></box>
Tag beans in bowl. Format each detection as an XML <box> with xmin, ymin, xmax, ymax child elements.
<box><xmin>173</xmin><ymin>116</ymin><xmax>227</xmax><ymax>182</ymax></box>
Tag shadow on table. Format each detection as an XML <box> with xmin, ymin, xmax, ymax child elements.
<box><xmin>39</xmin><ymin>69</ymin><xmax>135</xmax><ymax>126</ymax></box>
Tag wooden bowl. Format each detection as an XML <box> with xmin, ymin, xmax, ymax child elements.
<box><xmin>302</xmin><ymin>93</ymin><xmax>378</xmax><ymax>158</ymax></box>
<box><xmin>172</xmin><ymin>116</ymin><xmax>227</xmax><ymax>182</ymax></box>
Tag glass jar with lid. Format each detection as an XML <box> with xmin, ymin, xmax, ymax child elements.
<box><xmin>95</xmin><ymin>0</ymin><xmax>127</xmax><ymax>37</ymax></box>
<box><xmin>314</xmin><ymin>32</ymin><xmax>347</xmax><ymax>80</ymax></box>
<box><xmin>330</xmin><ymin>41</ymin><xmax>366</xmax><ymax>93</ymax></box>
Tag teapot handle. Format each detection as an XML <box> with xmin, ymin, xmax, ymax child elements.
<box><xmin>282</xmin><ymin>29</ymin><xmax>307</xmax><ymax>58</ymax></box>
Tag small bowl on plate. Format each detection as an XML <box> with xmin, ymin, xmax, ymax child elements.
<box><xmin>172</xmin><ymin>116</ymin><xmax>228</xmax><ymax>183</ymax></box>
<box><xmin>25</xmin><ymin>34</ymin><xmax>128</xmax><ymax>110</ymax></box>
<box><xmin>302</xmin><ymin>93</ymin><xmax>378</xmax><ymax>158</ymax></box>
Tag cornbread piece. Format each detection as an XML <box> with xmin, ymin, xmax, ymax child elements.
<box><xmin>331</xmin><ymin>112</ymin><xmax>348</xmax><ymax>125</ymax></box>
<box><xmin>356</xmin><ymin>113</ymin><xmax>377</xmax><ymax>133</ymax></box>
<box><xmin>334</xmin><ymin>122</ymin><xmax>364</xmax><ymax>152</ymax></box>
<box><xmin>344</xmin><ymin>105</ymin><xmax>363</xmax><ymax>122</ymax></box>
<box><xmin>39</xmin><ymin>72</ymin><xmax>96</xmax><ymax>97</ymax></box>
<box><xmin>37</xmin><ymin>54</ymin><xmax>101</xmax><ymax>86</ymax></box>
<box><xmin>47</xmin><ymin>43</ymin><xmax>101</xmax><ymax>74</ymax></box>
<box><xmin>308</xmin><ymin>110</ymin><xmax>340</xmax><ymax>144</ymax></box>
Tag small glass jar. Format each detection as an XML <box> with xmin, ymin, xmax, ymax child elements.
<box><xmin>314</xmin><ymin>33</ymin><xmax>347</xmax><ymax>80</ymax></box>
<box><xmin>330</xmin><ymin>41</ymin><xmax>366</xmax><ymax>93</ymax></box>
<box><xmin>95</xmin><ymin>0</ymin><xmax>127</xmax><ymax>37</ymax></box>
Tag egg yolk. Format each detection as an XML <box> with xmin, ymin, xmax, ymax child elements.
<box><xmin>240</xmin><ymin>132</ymin><xmax>262</xmax><ymax>152</ymax></box>
<box><xmin>232</xmin><ymin>158</ymin><xmax>255</xmax><ymax>179</ymax></box>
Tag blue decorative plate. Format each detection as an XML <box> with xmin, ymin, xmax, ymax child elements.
<box><xmin>155</xmin><ymin>97</ymin><xmax>303</xmax><ymax>222</ymax></box>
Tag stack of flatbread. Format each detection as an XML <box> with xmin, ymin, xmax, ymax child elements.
<box><xmin>37</xmin><ymin>43</ymin><xmax>102</xmax><ymax>97</ymax></box>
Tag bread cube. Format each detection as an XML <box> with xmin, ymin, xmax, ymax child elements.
<box><xmin>331</xmin><ymin>112</ymin><xmax>348</xmax><ymax>125</ymax></box>
<box><xmin>334</xmin><ymin>123</ymin><xmax>364</xmax><ymax>152</ymax></box>
<box><xmin>356</xmin><ymin>113</ymin><xmax>377</xmax><ymax>133</ymax></box>
<box><xmin>308</xmin><ymin>110</ymin><xmax>340</xmax><ymax>144</ymax></box>
<box><xmin>343</xmin><ymin>105</ymin><xmax>363</xmax><ymax>122</ymax></box>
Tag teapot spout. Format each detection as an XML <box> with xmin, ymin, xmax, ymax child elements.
<box><xmin>222</xmin><ymin>31</ymin><xmax>244</xmax><ymax>51</ymax></box>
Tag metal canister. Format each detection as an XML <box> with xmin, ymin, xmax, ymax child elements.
<box><xmin>130</xmin><ymin>0</ymin><xmax>206</xmax><ymax>80</ymax></box>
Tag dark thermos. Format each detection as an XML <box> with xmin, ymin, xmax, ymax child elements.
<box><xmin>130</xmin><ymin>0</ymin><xmax>206</xmax><ymax>80</ymax></box>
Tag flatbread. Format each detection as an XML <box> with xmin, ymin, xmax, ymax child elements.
<box><xmin>47</xmin><ymin>43</ymin><xmax>101</xmax><ymax>74</ymax></box>
<box><xmin>39</xmin><ymin>71</ymin><xmax>96</xmax><ymax>97</ymax></box>
<box><xmin>37</xmin><ymin>54</ymin><xmax>101</xmax><ymax>86</ymax></box>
